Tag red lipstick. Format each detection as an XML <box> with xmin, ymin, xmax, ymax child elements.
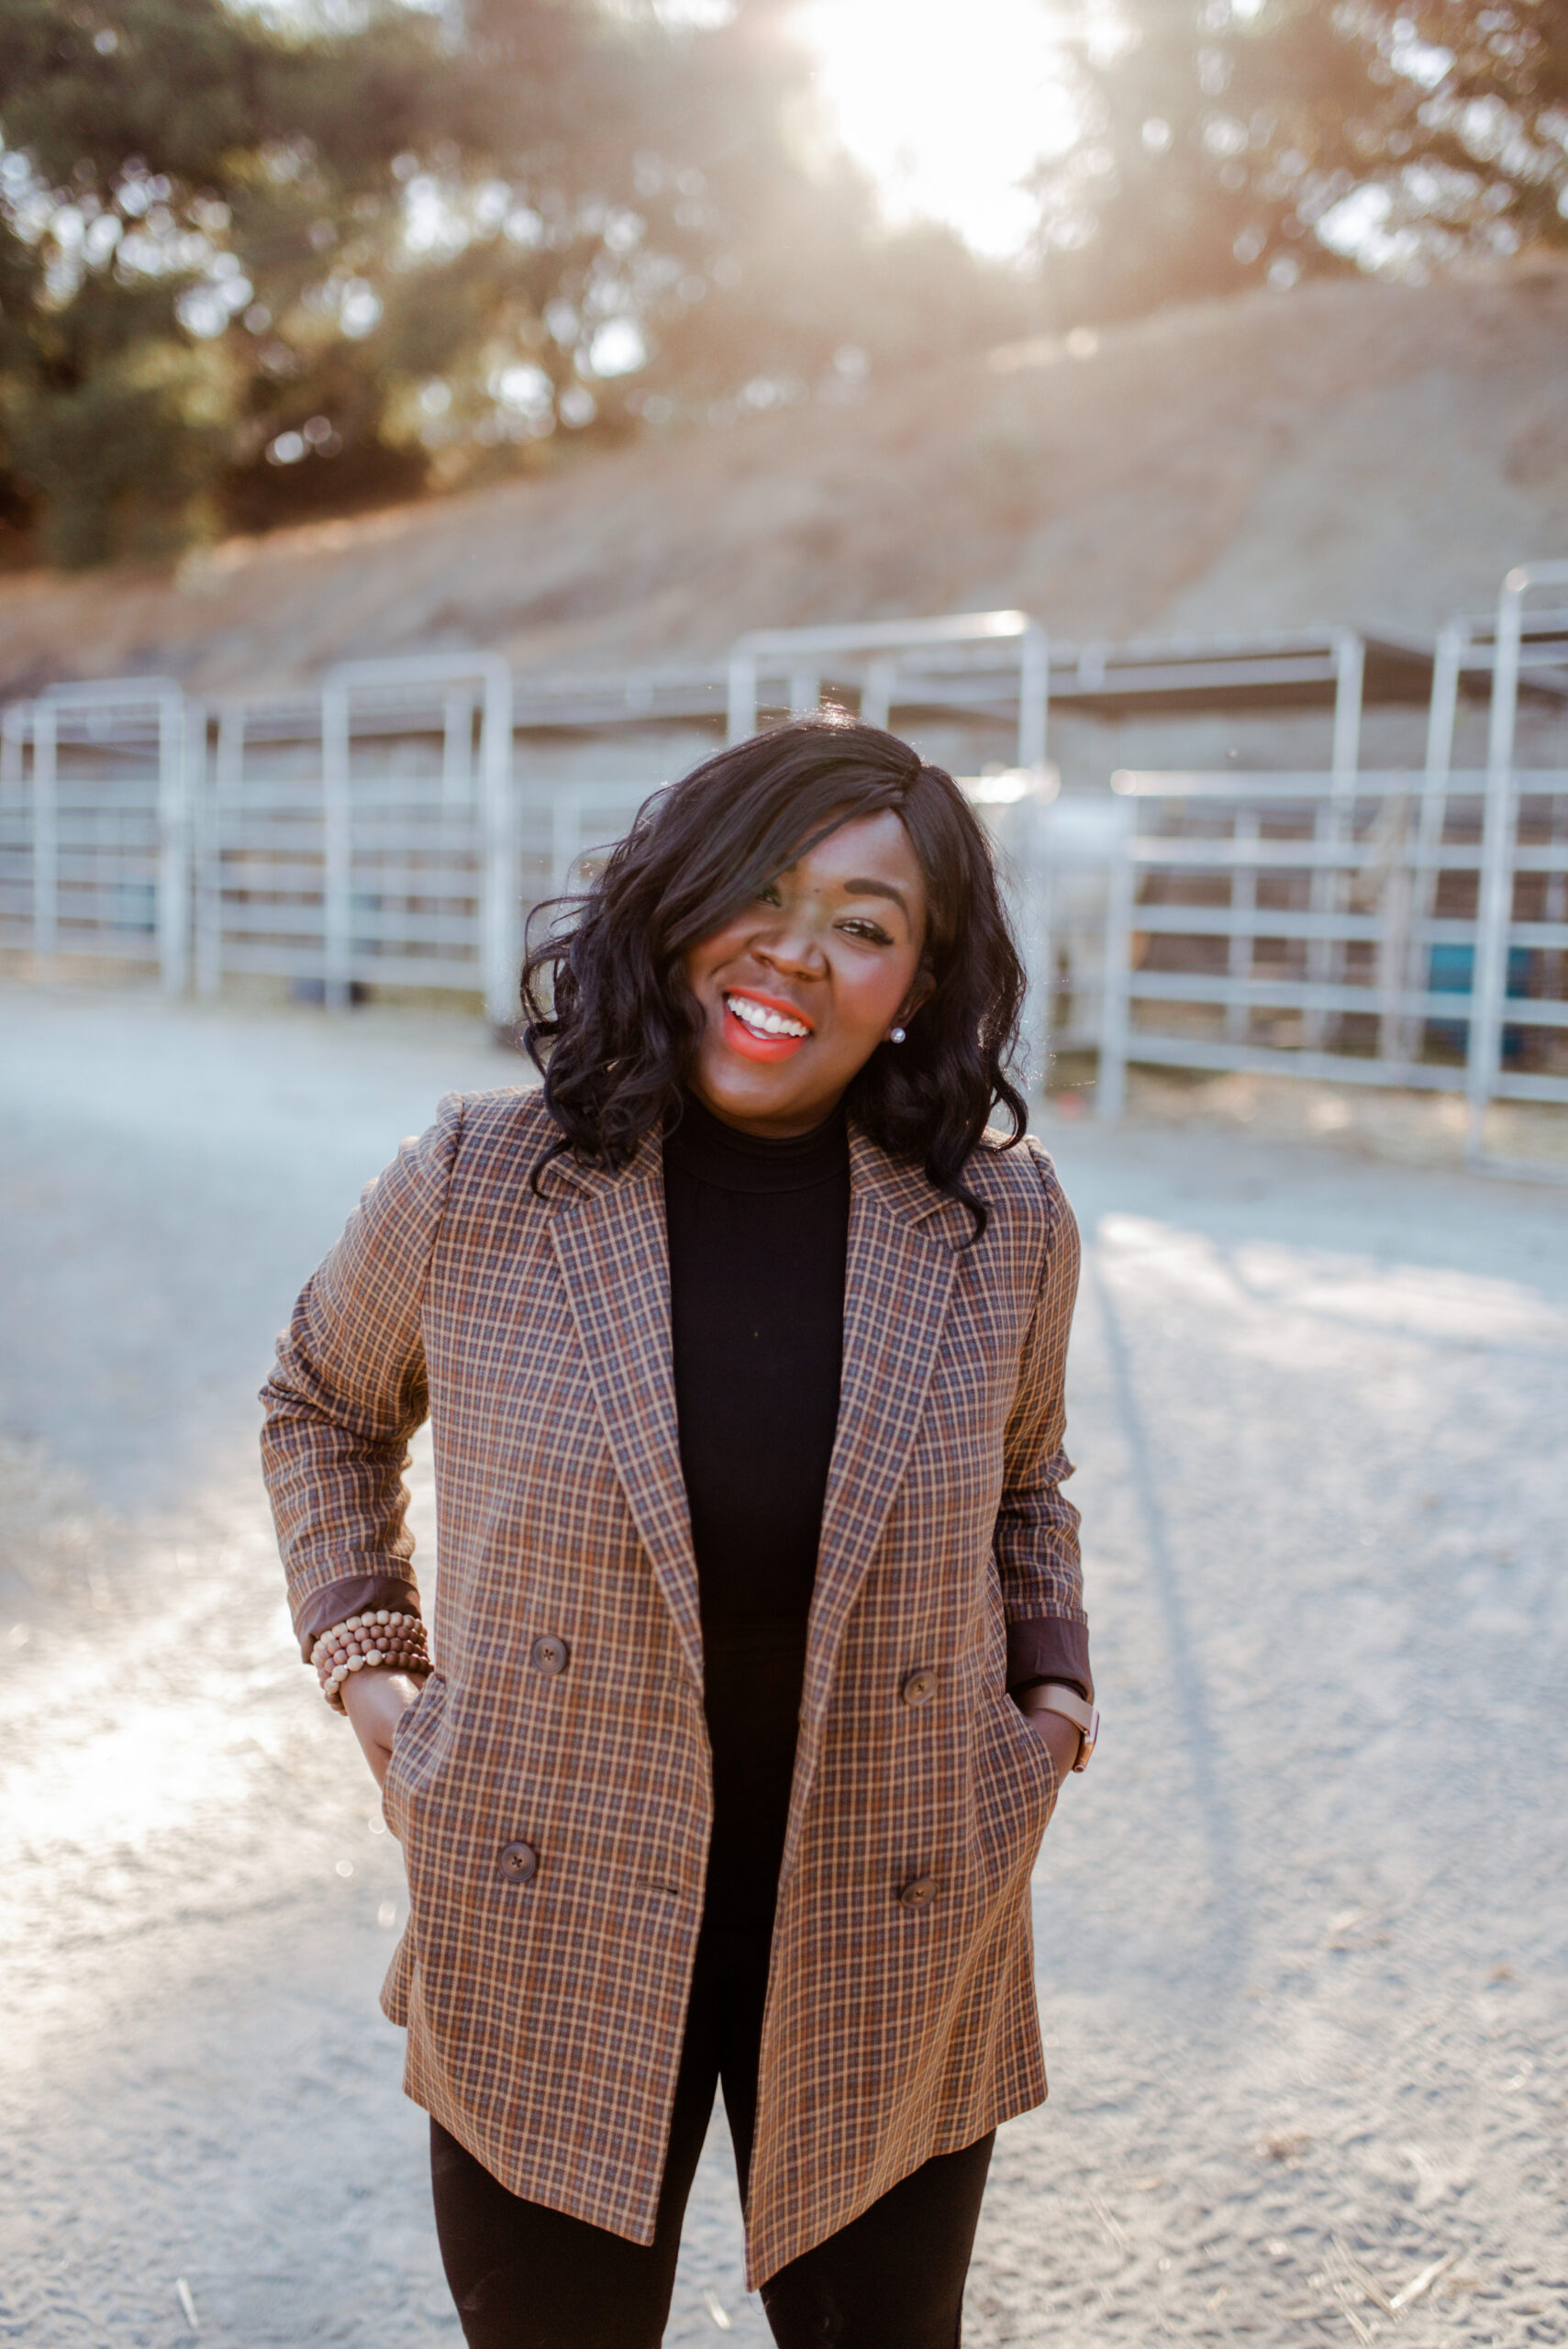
<box><xmin>719</xmin><ymin>988</ymin><xmax>814</xmax><ymax>1063</ymax></box>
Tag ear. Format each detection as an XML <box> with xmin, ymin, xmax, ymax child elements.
<box><xmin>896</xmin><ymin>965</ymin><xmax>936</xmax><ymax>1030</ymax></box>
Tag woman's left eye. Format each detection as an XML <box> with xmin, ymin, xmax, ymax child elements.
<box><xmin>840</xmin><ymin>918</ymin><xmax>892</xmax><ymax>944</ymax></box>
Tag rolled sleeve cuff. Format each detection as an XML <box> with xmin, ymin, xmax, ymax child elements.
<box><xmin>295</xmin><ymin>1575</ymin><xmax>421</xmax><ymax>1662</ymax></box>
<box><xmin>1006</xmin><ymin>1615</ymin><xmax>1093</xmax><ymax>1705</ymax></box>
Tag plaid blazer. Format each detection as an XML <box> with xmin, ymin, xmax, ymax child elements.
<box><xmin>261</xmin><ymin>1085</ymin><xmax>1084</xmax><ymax>2287</ymax></box>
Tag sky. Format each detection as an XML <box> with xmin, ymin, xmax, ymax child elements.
<box><xmin>791</xmin><ymin>0</ymin><xmax>1094</xmax><ymax>258</ymax></box>
<box><xmin>297</xmin><ymin>0</ymin><xmax>1100</xmax><ymax>263</ymax></box>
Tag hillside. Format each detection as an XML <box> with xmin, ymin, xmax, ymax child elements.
<box><xmin>2</xmin><ymin>260</ymin><xmax>1565</xmax><ymax>701</ymax></box>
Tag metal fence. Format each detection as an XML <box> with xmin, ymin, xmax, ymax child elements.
<box><xmin>3</xmin><ymin>667</ymin><xmax>657</xmax><ymax>1030</ymax></box>
<box><xmin>727</xmin><ymin>611</ymin><xmax>1051</xmax><ymax>769</ymax></box>
<box><xmin>3</xmin><ymin>577</ymin><xmax>1565</xmax><ymax>1165</ymax></box>
<box><xmin>1</xmin><ymin>678</ymin><xmax>197</xmax><ymax>994</ymax></box>
<box><xmin>1096</xmin><ymin>766</ymin><xmax>1568</xmax><ymax>1150</ymax></box>
<box><xmin>196</xmin><ymin>657</ymin><xmax>538</xmax><ymax>1023</ymax></box>
<box><xmin>1094</xmin><ymin>563</ymin><xmax>1568</xmax><ymax>1161</ymax></box>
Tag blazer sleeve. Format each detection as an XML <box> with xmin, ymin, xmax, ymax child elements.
<box><xmin>995</xmin><ymin>1148</ymin><xmax>1091</xmax><ymax>1702</ymax></box>
<box><xmin>260</xmin><ymin>1092</ymin><xmax>465</xmax><ymax>1657</ymax></box>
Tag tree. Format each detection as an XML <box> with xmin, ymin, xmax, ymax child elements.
<box><xmin>0</xmin><ymin>0</ymin><xmax>461</xmax><ymax>561</ymax></box>
<box><xmin>1029</xmin><ymin>0</ymin><xmax>1568</xmax><ymax>328</ymax></box>
<box><xmin>0</xmin><ymin>0</ymin><xmax>1030</xmax><ymax>567</ymax></box>
<box><xmin>24</xmin><ymin>0</ymin><xmax>1561</xmax><ymax>570</ymax></box>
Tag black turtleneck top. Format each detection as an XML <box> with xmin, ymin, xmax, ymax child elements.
<box><xmin>662</xmin><ymin>1091</ymin><xmax>851</xmax><ymax>1932</ymax></box>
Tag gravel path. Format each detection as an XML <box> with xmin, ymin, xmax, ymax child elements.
<box><xmin>1</xmin><ymin>985</ymin><xmax>1563</xmax><ymax>2349</ymax></box>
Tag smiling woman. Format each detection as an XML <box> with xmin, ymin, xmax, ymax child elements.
<box><xmin>524</xmin><ymin>714</ymin><xmax>1028</xmax><ymax>1220</ymax></box>
<box><xmin>684</xmin><ymin>804</ymin><xmax>929</xmax><ymax>1130</ymax></box>
<box><xmin>260</xmin><ymin>713</ymin><xmax>1095</xmax><ymax>2346</ymax></box>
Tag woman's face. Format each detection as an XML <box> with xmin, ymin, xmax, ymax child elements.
<box><xmin>682</xmin><ymin>807</ymin><xmax>931</xmax><ymax>1139</ymax></box>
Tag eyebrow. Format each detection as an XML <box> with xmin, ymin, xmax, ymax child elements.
<box><xmin>840</xmin><ymin>877</ymin><xmax>909</xmax><ymax>919</ymax></box>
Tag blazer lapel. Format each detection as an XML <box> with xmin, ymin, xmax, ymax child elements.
<box><xmin>544</xmin><ymin>1123</ymin><xmax>963</xmax><ymax>1752</ymax></box>
<box><xmin>546</xmin><ymin>1138</ymin><xmax>705</xmax><ymax>1689</ymax></box>
<box><xmin>788</xmin><ymin>1129</ymin><xmax>962</xmax><ymax>1830</ymax></box>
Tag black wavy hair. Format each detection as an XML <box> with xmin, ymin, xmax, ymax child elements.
<box><xmin>521</xmin><ymin>712</ymin><xmax>1028</xmax><ymax>1238</ymax></box>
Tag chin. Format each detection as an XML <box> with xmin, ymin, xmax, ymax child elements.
<box><xmin>703</xmin><ymin>1060</ymin><xmax>798</xmax><ymax>1113</ymax></box>
<box><xmin>692</xmin><ymin>1044</ymin><xmax>827</xmax><ymax>1133</ymax></box>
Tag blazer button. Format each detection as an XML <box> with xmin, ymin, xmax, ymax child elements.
<box><xmin>530</xmin><ymin>1634</ymin><xmax>570</xmax><ymax>1676</ymax></box>
<box><xmin>898</xmin><ymin>1876</ymin><xmax>937</xmax><ymax>1909</ymax></box>
<box><xmin>900</xmin><ymin>1667</ymin><xmax>937</xmax><ymax>1708</ymax></box>
<box><xmin>498</xmin><ymin>1841</ymin><xmax>539</xmax><ymax>1883</ymax></box>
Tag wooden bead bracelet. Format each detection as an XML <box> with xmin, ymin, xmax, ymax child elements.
<box><xmin>313</xmin><ymin>1609</ymin><xmax>432</xmax><ymax>1712</ymax></box>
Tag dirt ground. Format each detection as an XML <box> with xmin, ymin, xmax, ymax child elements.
<box><xmin>1</xmin><ymin>983</ymin><xmax>1564</xmax><ymax>2349</ymax></box>
<box><xmin>1091</xmin><ymin>1067</ymin><xmax>1568</xmax><ymax>1182</ymax></box>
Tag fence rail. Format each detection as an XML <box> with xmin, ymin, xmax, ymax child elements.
<box><xmin>2</xmin><ymin>674</ymin><xmax>660</xmax><ymax>1025</ymax></box>
<box><xmin>4</xmin><ymin>573</ymin><xmax>1566</xmax><ymax>1171</ymax></box>
<box><xmin>1096</xmin><ymin>768</ymin><xmax>1568</xmax><ymax>1152</ymax></box>
<box><xmin>8</xmin><ymin>712</ymin><xmax>1562</xmax><ymax>1158</ymax></box>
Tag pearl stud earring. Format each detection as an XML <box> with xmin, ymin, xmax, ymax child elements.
<box><xmin>889</xmin><ymin>1027</ymin><xmax>906</xmax><ymax>1043</ymax></box>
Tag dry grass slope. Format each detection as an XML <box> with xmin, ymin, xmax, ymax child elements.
<box><xmin>1</xmin><ymin>260</ymin><xmax>1565</xmax><ymax>701</ymax></box>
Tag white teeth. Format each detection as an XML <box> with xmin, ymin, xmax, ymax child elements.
<box><xmin>727</xmin><ymin>994</ymin><xmax>808</xmax><ymax>1039</ymax></box>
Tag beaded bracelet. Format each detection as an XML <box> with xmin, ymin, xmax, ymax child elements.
<box><xmin>313</xmin><ymin>1609</ymin><xmax>432</xmax><ymax>1712</ymax></box>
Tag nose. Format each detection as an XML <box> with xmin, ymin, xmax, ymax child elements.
<box><xmin>751</xmin><ymin>907</ymin><xmax>828</xmax><ymax>979</ymax></box>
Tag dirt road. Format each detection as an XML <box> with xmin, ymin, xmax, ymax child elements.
<box><xmin>1</xmin><ymin>985</ymin><xmax>1563</xmax><ymax>2348</ymax></box>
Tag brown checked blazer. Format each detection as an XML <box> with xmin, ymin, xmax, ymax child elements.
<box><xmin>260</xmin><ymin>1084</ymin><xmax>1084</xmax><ymax>2288</ymax></box>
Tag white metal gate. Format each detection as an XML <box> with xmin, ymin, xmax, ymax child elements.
<box><xmin>1096</xmin><ymin>767</ymin><xmax>1568</xmax><ymax>1144</ymax></box>
<box><xmin>1</xmin><ymin>680</ymin><xmax>195</xmax><ymax>992</ymax></box>
<box><xmin>3</xmin><ymin>578</ymin><xmax>1563</xmax><ymax>1160</ymax></box>
<box><xmin>195</xmin><ymin>660</ymin><xmax>524</xmax><ymax>1021</ymax></box>
<box><xmin>195</xmin><ymin>667</ymin><xmax>653</xmax><ymax>1029</ymax></box>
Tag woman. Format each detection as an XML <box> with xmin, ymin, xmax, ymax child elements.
<box><xmin>261</xmin><ymin>715</ymin><xmax>1094</xmax><ymax>2348</ymax></box>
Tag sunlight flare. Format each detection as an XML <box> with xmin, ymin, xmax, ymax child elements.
<box><xmin>794</xmin><ymin>0</ymin><xmax>1086</xmax><ymax>257</ymax></box>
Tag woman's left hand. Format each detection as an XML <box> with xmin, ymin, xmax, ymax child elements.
<box><xmin>341</xmin><ymin>1665</ymin><xmax>422</xmax><ymax>1792</ymax></box>
<box><xmin>1019</xmin><ymin>1705</ymin><xmax>1080</xmax><ymax>1805</ymax></box>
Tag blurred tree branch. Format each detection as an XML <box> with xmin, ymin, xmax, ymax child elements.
<box><xmin>1030</xmin><ymin>0</ymin><xmax>1568</xmax><ymax>325</ymax></box>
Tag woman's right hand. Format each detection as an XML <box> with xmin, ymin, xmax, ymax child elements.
<box><xmin>340</xmin><ymin>1666</ymin><xmax>422</xmax><ymax>1792</ymax></box>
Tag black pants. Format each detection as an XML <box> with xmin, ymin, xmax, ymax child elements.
<box><xmin>430</xmin><ymin>1920</ymin><xmax>994</xmax><ymax>2348</ymax></box>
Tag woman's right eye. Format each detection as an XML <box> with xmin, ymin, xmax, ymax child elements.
<box><xmin>756</xmin><ymin>883</ymin><xmax>783</xmax><ymax>907</ymax></box>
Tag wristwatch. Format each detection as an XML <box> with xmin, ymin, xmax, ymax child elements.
<box><xmin>1016</xmin><ymin>1681</ymin><xmax>1099</xmax><ymax>1772</ymax></box>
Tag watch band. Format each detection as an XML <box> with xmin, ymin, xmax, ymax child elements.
<box><xmin>1015</xmin><ymin>1680</ymin><xmax>1100</xmax><ymax>1772</ymax></box>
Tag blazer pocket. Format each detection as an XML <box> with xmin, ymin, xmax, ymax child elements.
<box><xmin>383</xmin><ymin>1669</ymin><xmax>446</xmax><ymax>1842</ymax></box>
<box><xmin>994</xmin><ymin>1687</ymin><xmax>1061</xmax><ymax>1828</ymax></box>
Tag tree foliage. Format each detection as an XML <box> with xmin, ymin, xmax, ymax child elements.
<box><xmin>1032</xmin><ymin>0</ymin><xmax>1568</xmax><ymax>326</ymax></box>
<box><xmin>0</xmin><ymin>0</ymin><xmax>1562</xmax><ymax>566</ymax></box>
<box><xmin>0</xmin><ymin>0</ymin><xmax>1029</xmax><ymax>564</ymax></box>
